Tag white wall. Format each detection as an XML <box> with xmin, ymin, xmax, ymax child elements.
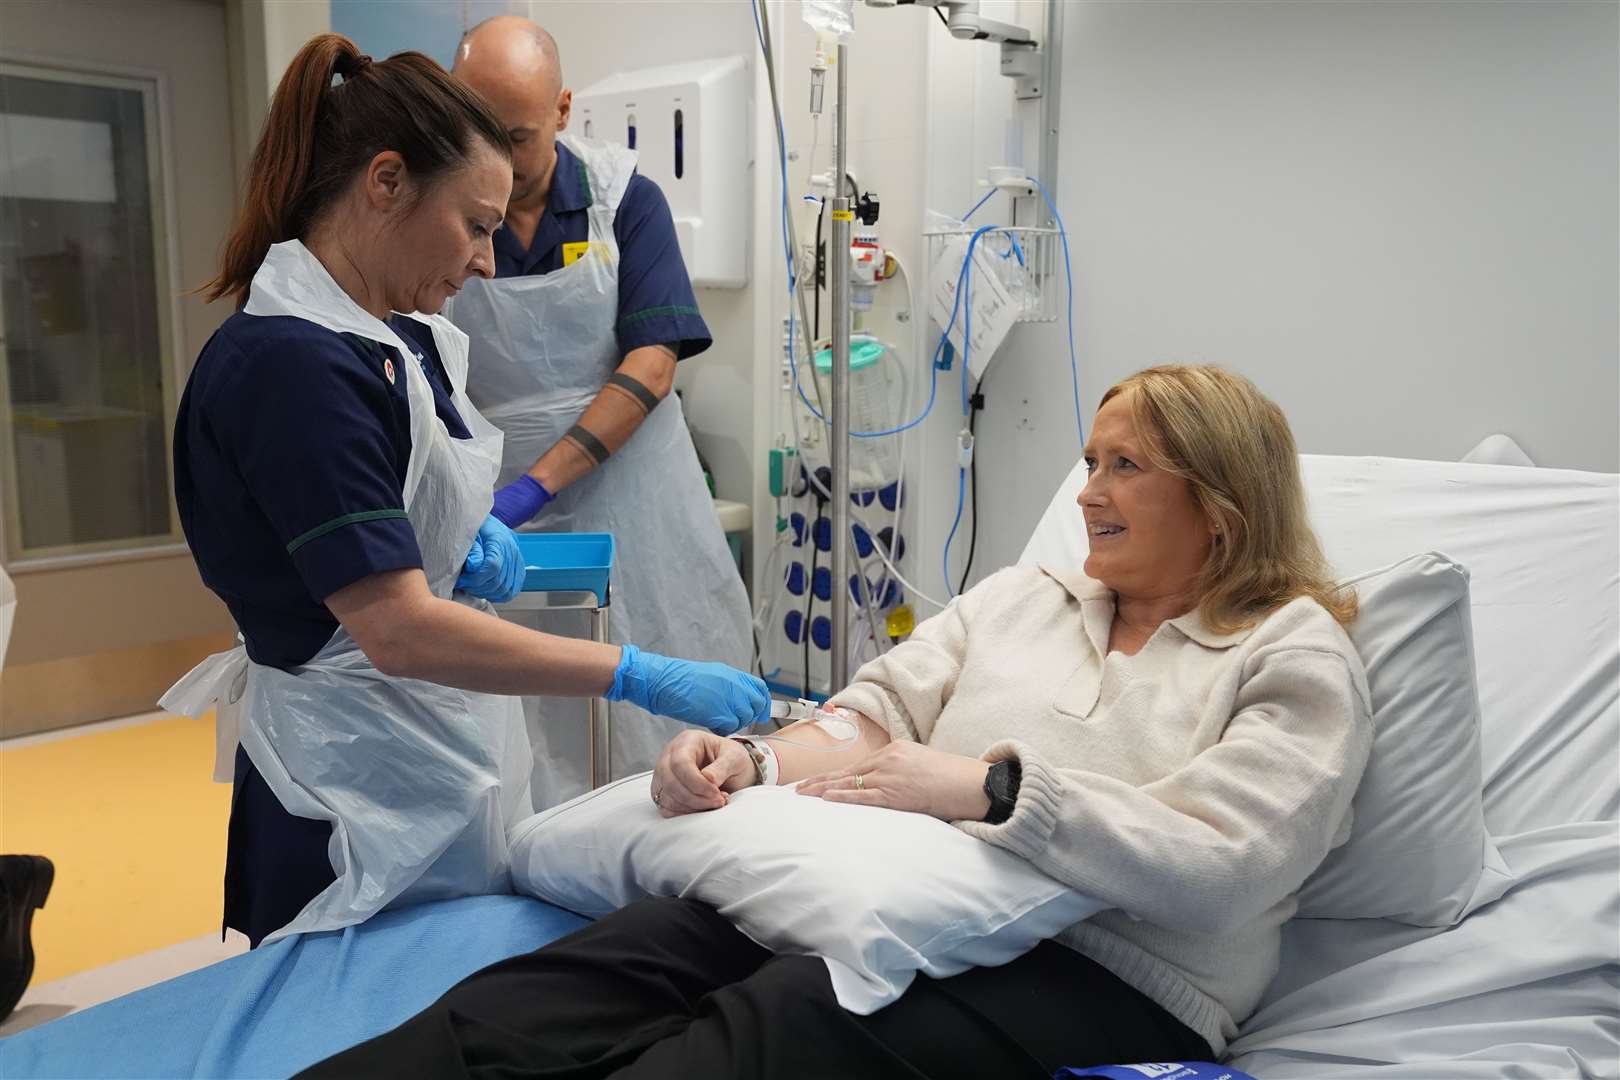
<box><xmin>909</xmin><ymin>0</ymin><xmax>1043</xmax><ymax>606</ymax></box>
<box><xmin>953</xmin><ymin>0</ymin><xmax>1620</xmax><ymax>583</ymax></box>
<box><xmin>227</xmin><ymin>0</ymin><xmax>333</xmax><ymax>179</ymax></box>
<box><xmin>260</xmin><ymin>0</ymin><xmax>334</xmax><ymax>87</ymax></box>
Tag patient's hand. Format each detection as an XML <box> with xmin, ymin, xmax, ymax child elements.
<box><xmin>796</xmin><ymin>740</ymin><xmax>992</xmax><ymax>822</ymax></box>
<box><xmin>651</xmin><ymin>730</ymin><xmax>758</xmax><ymax>818</ymax></box>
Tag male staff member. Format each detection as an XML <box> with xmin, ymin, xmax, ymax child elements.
<box><xmin>452</xmin><ymin>17</ymin><xmax>753</xmax><ymax>805</ymax></box>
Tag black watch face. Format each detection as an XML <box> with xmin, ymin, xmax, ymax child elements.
<box><xmin>988</xmin><ymin>761</ymin><xmax>1012</xmax><ymax>802</ymax></box>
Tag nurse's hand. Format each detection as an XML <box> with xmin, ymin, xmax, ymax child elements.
<box><xmin>455</xmin><ymin>515</ymin><xmax>526</xmax><ymax>603</ymax></box>
<box><xmin>607</xmin><ymin>645</ymin><xmax>769</xmax><ymax>736</ymax></box>
<box><xmin>650</xmin><ymin>730</ymin><xmax>757</xmax><ymax>817</ymax></box>
<box><xmin>491</xmin><ymin>475</ymin><xmax>553</xmax><ymax>528</ymax></box>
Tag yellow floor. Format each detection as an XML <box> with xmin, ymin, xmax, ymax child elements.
<box><xmin>0</xmin><ymin>713</ymin><xmax>230</xmax><ymax>983</ymax></box>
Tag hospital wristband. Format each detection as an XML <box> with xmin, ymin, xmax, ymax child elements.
<box><xmin>730</xmin><ymin>735</ymin><xmax>780</xmax><ymax>787</ymax></box>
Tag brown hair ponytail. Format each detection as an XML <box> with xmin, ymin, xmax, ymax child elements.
<box><xmin>203</xmin><ymin>33</ymin><xmax>511</xmax><ymax>305</ymax></box>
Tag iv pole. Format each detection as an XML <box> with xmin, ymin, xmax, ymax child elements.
<box><xmin>828</xmin><ymin>42</ymin><xmax>852</xmax><ymax>690</ymax></box>
<box><xmin>811</xmin><ymin>2</ymin><xmax>1038</xmax><ymax>692</ymax></box>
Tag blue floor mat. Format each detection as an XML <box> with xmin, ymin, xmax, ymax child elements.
<box><xmin>0</xmin><ymin>894</ymin><xmax>588</xmax><ymax>1079</ymax></box>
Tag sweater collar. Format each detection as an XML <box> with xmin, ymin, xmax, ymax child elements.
<box><xmin>1037</xmin><ymin>564</ymin><xmax>1256</xmax><ymax>651</ymax></box>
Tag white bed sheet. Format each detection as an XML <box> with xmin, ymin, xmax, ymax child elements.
<box><xmin>1021</xmin><ymin>453</ymin><xmax>1620</xmax><ymax>1078</ymax></box>
<box><xmin>1228</xmin><ymin>821</ymin><xmax>1619</xmax><ymax>1079</ymax></box>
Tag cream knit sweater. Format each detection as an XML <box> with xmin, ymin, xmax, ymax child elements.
<box><xmin>827</xmin><ymin>564</ymin><xmax>1372</xmax><ymax>1053</ymax></box>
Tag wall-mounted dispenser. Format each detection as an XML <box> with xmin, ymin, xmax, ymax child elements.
<box><xmin>575</xmin><ymin>55</ymin><xmax>750</xmax><ymax>288</ymax></box>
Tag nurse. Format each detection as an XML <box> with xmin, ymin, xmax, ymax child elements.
<box><xmin>165</xmin><ymin>34</ymin><xmax>768</xmax><ymax>948</ymax></box>
<box><xmin>450</xmin><ymin>17</ymin><xmax>754</xmax><ymax>805</ymax></box>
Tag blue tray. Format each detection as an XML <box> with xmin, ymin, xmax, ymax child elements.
<box><xmin>515</xmin><ymin>533</ymin><xmax>614</xmax><ymax>605</ymax></box>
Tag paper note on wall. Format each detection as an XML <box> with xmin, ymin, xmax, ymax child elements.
<box><xmin>927</xmin><ymin>217</ymin><xmax>1020</xmax><ymax>381</ymax></box>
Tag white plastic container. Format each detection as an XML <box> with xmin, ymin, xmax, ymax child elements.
<box><xmin>574</xmin><ymin>56</ymin><xmax>750</xmax><ymax>288</ymax></box>
<box><xmin>800</xmin><ymin>335</ymin><xmax>905</xmax><ymax>490</ymax></box>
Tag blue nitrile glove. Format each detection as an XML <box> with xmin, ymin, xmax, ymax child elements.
<box><xmin>491</xmin><ymin>475</ymin><xmax>553</xmax><ymax>528</ymax></box>
<box><xmin>606</xmin><ymin>644</ymin><xmax>770</xmax><ymax>736</ymax></box>
<box><xmin>456</xmin><ymin>514</ymin><xmax>526</xmax><ymax>603</ymax></box>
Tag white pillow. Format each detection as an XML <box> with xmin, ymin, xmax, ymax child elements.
<box><xmin>1296</xmin><ymin>551</ymin><xmax>1511</xmax><ymax>925</ymax></box>
<box><xmin>508</xmin><ymin>775</ymin><xmax>1106</xmax><ymax>1013</ymax></box>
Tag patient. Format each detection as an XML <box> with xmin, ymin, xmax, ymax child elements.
<box><xmin>304</xmin><ymin>365</ymin><xmax>1372</xmax><ymax>1079</ymax></box>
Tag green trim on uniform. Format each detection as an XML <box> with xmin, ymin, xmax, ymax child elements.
<box><xmin>618</xmin><ymin>304</ymin><xmax>703</xmax><ymax>329</ymax></box>
<box><xmin>576</xmin><ymin>156</ymin><xmax>593</xmax><ymax>206</ymax></box>
<box><xmin>286</xmin><ymin>509</ymin><xmax>410</xmax><ymax>555</ymax></box>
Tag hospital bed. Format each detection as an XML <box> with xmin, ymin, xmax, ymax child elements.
<box><xmin>3</xmin><ymin>452</ymin><xmax>1615</xmax><ymax>1079</ymax></box>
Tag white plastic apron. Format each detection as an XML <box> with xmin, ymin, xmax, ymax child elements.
<box><xmin>448</xmin><ymin>134</ymin><xmax>751</xmax><ymax>808</ymax></box>
<box><xmin>161</xmin><ymin>240</ymin><xmax>532</xmax><ymax>942</ymax></box>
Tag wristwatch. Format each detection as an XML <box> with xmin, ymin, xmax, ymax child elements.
<box><xmin>982</xmin><ymin>759</ymin><xmax>1022</xmax><ymax>825</ymax></box>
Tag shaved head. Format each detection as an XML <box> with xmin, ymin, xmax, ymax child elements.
<box><xmin>455</xmin><ymin>15</ymin><xmax>563</xmax><ymax>96</ymax></box>
<box><xmin>451</xmin><ymin>15</ymin><xmax>572</xmax><ymax>214</ymax></box>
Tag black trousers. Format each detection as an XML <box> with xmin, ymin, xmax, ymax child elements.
<box><xmin>300</xmin><ymin>896</ymin><xmax>1212</xmax><ymax>1080</ymax></box>
<box><xmin>224</xmin><ymin>746</ymin><xmax>334</xmax><ymax>947</ymax></box>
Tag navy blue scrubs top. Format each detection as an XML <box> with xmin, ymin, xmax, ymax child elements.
<box><xmin>175</xmin><ymin>309</ymin><xmax>470</xmax><ymax>945</ymax></box>
<box><xmin>493</xmin><ymin>140</ymin><xmax>713</xmax><ymax>359</ymax></box>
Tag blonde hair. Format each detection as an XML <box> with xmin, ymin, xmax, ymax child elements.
<box><xmin>1100</xmin><ymin>365</ymin><xmax>1357</xmax><ymax>632</ymax></box>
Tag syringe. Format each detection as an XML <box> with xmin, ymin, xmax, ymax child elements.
<box><xmin>762</xmin><ymin>697</ymin><xmax>859</xmax><ymax>750</ymax></box>
<box><xmin>768</xmin><ymin>697</ymin><xmax>816</xmax><ymax>723</ymax></box>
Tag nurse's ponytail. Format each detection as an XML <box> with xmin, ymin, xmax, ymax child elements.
<box><xmin>202</xmin><ymin>33</ymin><xmax>511</xmax><ymax>306</ymax></box>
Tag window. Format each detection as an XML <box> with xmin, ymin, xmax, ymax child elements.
<box><xmin>0</xmin><ymin>61</ymin><xmax>182</xmax><ymax>564</ymax></box>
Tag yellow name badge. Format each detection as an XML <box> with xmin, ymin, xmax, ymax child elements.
<box><xmin>562</xmin><ymin>241</ymin><xmax>591</xmax><ymax>267</ymax></box>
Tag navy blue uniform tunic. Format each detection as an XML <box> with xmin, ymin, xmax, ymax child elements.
<box><xmin>175</xmin><ymin>311</ymin><xmax>467</xmax><ymax>945</ymax></box>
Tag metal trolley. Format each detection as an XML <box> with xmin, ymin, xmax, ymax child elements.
<box><xmin>498</xmin><ymin>533</ymin><xmax>616</xmax><ymax>789</ymax></box>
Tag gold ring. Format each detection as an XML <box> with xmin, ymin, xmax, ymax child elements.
<box><xmin>854</xmin><ymin>773</ymin><xmax>865</xmax><ymax>790</ymax></box>
<box><xmin>652</xmin><ymin>788</ymin><xmax>663</xmax><ymax>806</ymax></box>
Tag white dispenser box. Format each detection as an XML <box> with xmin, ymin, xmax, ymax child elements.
<box><xmin>574</xmin><ymin>55</ymin><xmax>750</xmax><ymax>289</ymax></box>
